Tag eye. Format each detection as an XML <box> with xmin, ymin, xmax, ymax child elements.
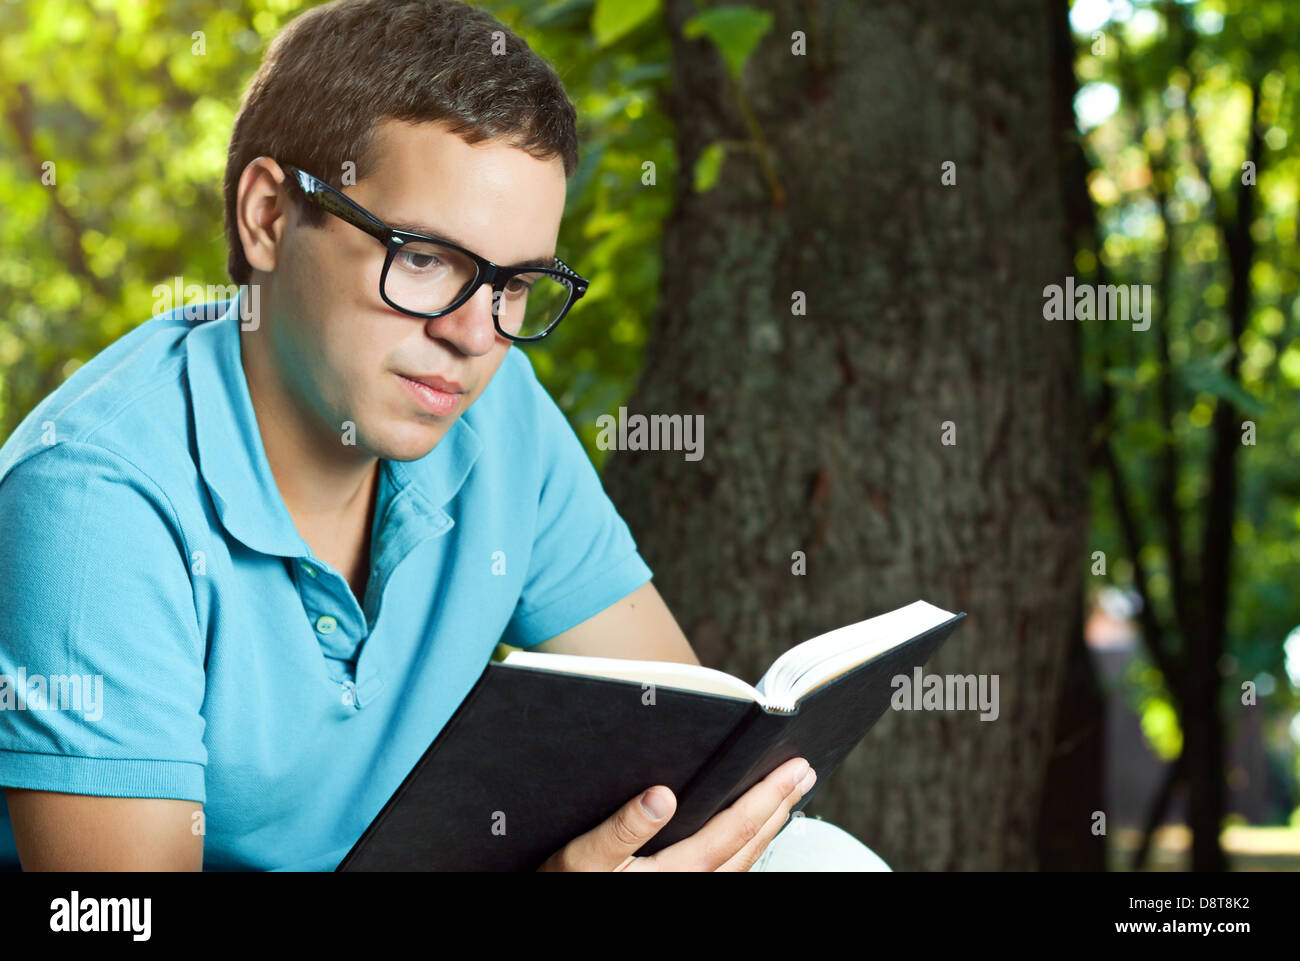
<box><xmin>396</xmin><ymin>249</ymin><xmax>443</xmax><ymax>271</ymax></box>
<box><xmin>505</xmin><ymin>275</ymin><xmax>536</xmax><ymax>296</ymax></box>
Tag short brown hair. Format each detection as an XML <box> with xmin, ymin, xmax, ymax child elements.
<box><xmin>222</xmin><ymin>0</ymin><xmax>579</xmax><ymax>284</ymax></box>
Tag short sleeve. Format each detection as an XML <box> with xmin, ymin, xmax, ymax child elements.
<box><xmin>0</xmin><ymin>442</ymin><xmax>207</xmax><ymax>802</ymax></box>
<box><xmin>498</xmin><ymin>363</ymin><xmax>653</xmax><ymax>649</ymax></box>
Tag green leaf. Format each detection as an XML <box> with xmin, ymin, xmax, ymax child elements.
<box><xmin>530</xmin><ymin>0</ymin><xmax>596</xmax><ymax>30</ymax></box>
<box><xmin>592</xmin><ymin>0</ymin><xmax>660</xmax><ymax>47</ymax></box>
<box><xmin>682</xmin><ymin>6</ymin><xmax>773</xmax><ymax>79</ymax></box>
<box><xmin>693</xmin><ymin>142</ymin><xmax>726</xmax><ymax>192</ymax></box>
<box><xmin>1177</xmin><ymin>349</ymin><xmax>1268</xmax><ymax>418</ymax></box>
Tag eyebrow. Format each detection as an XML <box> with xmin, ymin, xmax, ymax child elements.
<box><xmin>389</xmin><ymin>219</ymin><xmax>556</xmax><ymax>270</ymax></box>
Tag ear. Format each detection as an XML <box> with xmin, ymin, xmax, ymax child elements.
<box><xmin>234</xmin><ymin>157</ymin><xmax>293</xmax><ymax>274</ymax></box>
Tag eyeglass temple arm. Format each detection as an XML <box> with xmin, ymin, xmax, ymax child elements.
<box><xmin>284</xmin><ymin>166</ymin><xmax>390</xmax><ymax>244</ymax></box>
<box><xmin>552</xmin><ymin>256</ymin><xmax>588</xmax><ymax>294</ymax></box>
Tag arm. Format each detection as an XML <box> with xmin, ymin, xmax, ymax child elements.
<box><xmin>6</xmin><ymin>790</ymin><xmax>203</xmax><ymax>871</ymax></box>
<box><xmin>0</xmin><ymin>444</ymin><xmax>209</xmax><ymax>871</ymax></box>
<box><xmin>529</xmin><ymin>581</ymin><xmax>700</xmax><ymax>665</ymax></box>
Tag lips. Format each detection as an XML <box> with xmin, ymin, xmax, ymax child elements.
<box><xmin>397</xmin><ymin>372</ymin><xmax>464</xmax><ymax>417</ymax></box>
<box><xmin>401</xmin><ymin>373</ymin><xmax>464</xmax><ymax>394</ymax></box>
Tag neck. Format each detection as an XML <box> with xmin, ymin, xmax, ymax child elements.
<box><xmin>238</xmin><ymin>324</ymin><xmax>378</xmax><ymax>528</ymax></box>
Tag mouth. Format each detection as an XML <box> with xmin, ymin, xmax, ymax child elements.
<box><xmin>396</xmin><ymin>372</ymin><xmax>465</xmax><ymax>416</ymax></box>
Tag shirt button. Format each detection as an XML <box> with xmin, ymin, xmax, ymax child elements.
<box><xmin>315</xmin><ymin>614</ymin><xmax>338</xmax><ymax>634</ymax></box>
<box><xmin>341</xmin><ymin>681</ymin><xmax>356</xmax><ymax>707</ymax></box>
<box><xmin>301</xmin><ymin>562</ymin><xmax>317</xmax><ymax>578</ymax></box>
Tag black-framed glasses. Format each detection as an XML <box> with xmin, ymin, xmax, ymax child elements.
<box><xmin>281</xmin><ymin>164</ymin><xmax>588</xmax><ymax>342</ymax></box>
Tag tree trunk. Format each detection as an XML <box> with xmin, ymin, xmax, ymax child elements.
<box><xmin>604</xmin><ymin>0</ymin><xmax>1088</xmax><ymax>870</ymax></box>
<box><xmin>1032</xmin><ymin>0</ymin><xmax>1107</xmax><ymax>872</ymax></box>
<box><xmin>1183</xmin><ymin>76</ymin><xmax>1261</xmax><ymax>874</ymax></box>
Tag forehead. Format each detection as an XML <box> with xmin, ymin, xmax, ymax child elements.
<box><xmin>358</xmin><ymin>118</ymin><xmax>567</xmax><ymax>264</ymax></box>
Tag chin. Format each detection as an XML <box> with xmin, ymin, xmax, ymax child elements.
<box><xmin>367</xmin><ymin>418</ymin><xmax>453</xmax><ymax>462</ymax></box>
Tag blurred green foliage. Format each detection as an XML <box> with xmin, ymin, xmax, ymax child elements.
<box><xmin>1071</xmin><ymin>0</ymin><xmax>1300</xmax><ymax>813</ymax></box>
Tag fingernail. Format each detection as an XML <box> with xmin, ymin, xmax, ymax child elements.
<box><xmin>797</xmin><ymin>769</ymin><xmax>817</xmax><ymax>795</ymax></box>
<box><xmin>640</xmin><ymin>787</ymin><xmax>671</xmax><ymax>820</ymax></box>
<box><xmin>792</xmin><ymin>759</ymin><xmax>810</xmax><ymax>785</ymax></box>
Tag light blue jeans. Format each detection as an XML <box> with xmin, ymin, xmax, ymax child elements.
<box><xmin>748</xmin><ymin>815</ymin><xmax>892</xmax><ymax>871</ymax></box>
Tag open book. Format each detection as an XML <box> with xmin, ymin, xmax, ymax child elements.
<box><xmin>338</xmin><ymin>599</ymin><xmax>965</xmax><ymax>871</ymax></box>
<box><xmin>502</xmin><ymin>599</ymin><xmax>960</xmax><ymax>713</ymax></box>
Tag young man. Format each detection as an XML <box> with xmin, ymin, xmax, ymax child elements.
<box><xmin>0</xmin><ymin>0</ymin><xmax>866</xmax><ymax>871</ymax></box>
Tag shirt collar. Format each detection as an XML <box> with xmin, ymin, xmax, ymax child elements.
<box><xmin>185</xmin><ymin>292</ymin><xmax>483</xmax><ymax>558</ymax></box>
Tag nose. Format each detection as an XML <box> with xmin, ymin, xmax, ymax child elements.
<box><xmin>424</xmin><ymin>280</ymin><xmax>499</xmax><ymax>356</ymax></box>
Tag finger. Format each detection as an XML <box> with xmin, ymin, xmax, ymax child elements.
<box><xmin>651</xmin><ymin>756</ymin><xmax>811</xmax><ymax>872</ymax></box>
<box><xmin>542</xmin><ymin>786</ymin><xmax>676</xmax><ymax>872</ymax></box>
<box><xmin>718</xmin><ymin>767</ymin><xmax>816</xmax><ymax>872</ymax></box>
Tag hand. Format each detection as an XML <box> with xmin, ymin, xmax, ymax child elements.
<box><xmin>537</xmin><ymin>756</ymin><xmax>816</xmax><ymax>872</ymax></box>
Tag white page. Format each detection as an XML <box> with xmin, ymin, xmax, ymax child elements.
<box><xmin>757</xmin><ymin>600</ymin><xmax>956</xmax><ymax>707</ymax></box>
<box><xmin>501</xmin><ymin>650</ymin><xmax>765</xmax><ymax>703</ymax></box>
<box><xmin>502</xmin><ymin>600</ymin><xmax>956</xmax><ymax>712</ymax></box>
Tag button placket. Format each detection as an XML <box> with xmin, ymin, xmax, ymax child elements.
<box><xmin>294</xmin><ymin>557</ymin><xmax>368</xmax><ymax>695</ymax></box>
<box><xmin>340</xmin><ymin>679</ymin><xmax>357</xmax><ymax>708</ymax></box>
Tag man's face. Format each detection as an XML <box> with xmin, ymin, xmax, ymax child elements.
<box><xmin>266</xmin><ymin>118</ymin><xmax>567</xmax><ymax>461</ymax></box>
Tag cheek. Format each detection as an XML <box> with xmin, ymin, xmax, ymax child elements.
<box><xmin>320</xmin><ymin>327</ymin><xmax>388</xmax><ymax>409</ymax></box>
<box><xmin>281</xmin><ymin>239</ymin><xmax>392</xmax><ymax>391</ymax></box>
<box><xmin>284</xmin><ymin>221</ymin><xmax>380</xmax><ymax>316</ymax></box>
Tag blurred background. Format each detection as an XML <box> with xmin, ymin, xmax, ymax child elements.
<box><xmin>1</xmin><ymin>0</ymin><xmax>1297</xmax><ymax>870</ymax></box>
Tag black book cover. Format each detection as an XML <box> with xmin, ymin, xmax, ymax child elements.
<box><xmin>337</xmin><ymin>610</ymin><xmax>965</xmax><ymax>871</ymax></box>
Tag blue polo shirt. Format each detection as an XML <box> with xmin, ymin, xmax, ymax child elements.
<box><xmin>0</xmin><ymin>294</ymin><xmax>652</xmax><ymax>870</ymax></box>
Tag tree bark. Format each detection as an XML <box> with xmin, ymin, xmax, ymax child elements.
<box><xmin>604</xmin><ymin>0</ymin><xmax>1088</xmax><ymax>869</ymax></box>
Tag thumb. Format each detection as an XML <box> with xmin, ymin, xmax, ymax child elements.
<box><xmin>549</xmin><ymin>786</ymin><xmax>677</xmax><ymax>871</ymax></box>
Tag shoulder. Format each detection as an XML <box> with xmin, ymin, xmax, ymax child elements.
<box><xmin>0</xmin><ymin>306</ymin><xmax>198</xmax><ymax>499</ymax></box>
<box><xmin>0</xmin><ymin>440</ymin><xmax>191</xmax><ymax>570</ymax></box>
